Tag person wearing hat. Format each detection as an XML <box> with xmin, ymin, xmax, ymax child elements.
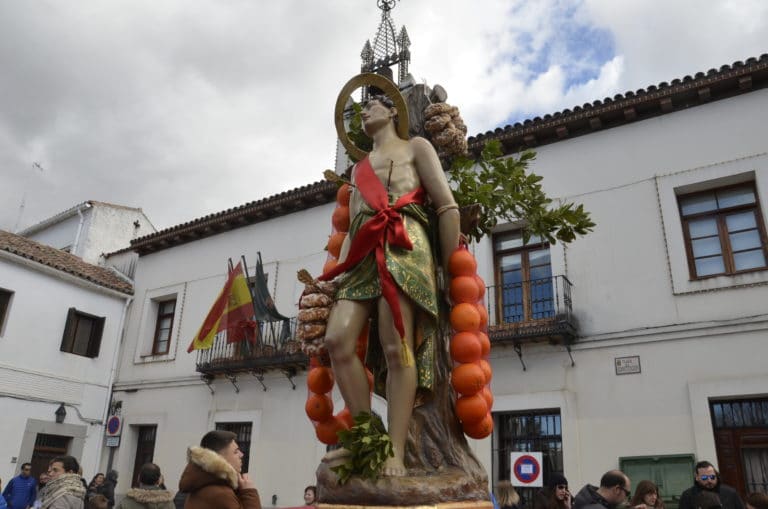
<box><xmin>532</xmin><ymin>473</ymin><xmax>572</xmax><ymax>509</ymax></box>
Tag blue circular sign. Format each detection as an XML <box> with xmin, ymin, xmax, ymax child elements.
<box><xmin>106</xmin><ymin>416</ymin><xmax>121</xmax><ymax>435</ymax></box>
<box><xmin>513</xmin><ymin>454</ymin><xmax>540</xmax><ymax>484</ymax></box>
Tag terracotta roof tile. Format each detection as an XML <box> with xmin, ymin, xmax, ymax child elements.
<box><xmin>0</xmin><ymin>229</ymin><xmax>133</xmax><ymax>295</ymax></box>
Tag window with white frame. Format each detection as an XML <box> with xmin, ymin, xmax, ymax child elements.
<box><xmin>678</xmin><ymin>182</ymin><xmax>768</xmax><ymax>279</ymax></box>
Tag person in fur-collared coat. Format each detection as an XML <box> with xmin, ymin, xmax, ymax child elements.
<box><xmin>116</xmin><ymin>463</ymin><xmax>173</xmax><ymax>509</ymax></box>
<box><xmin>178</xmin><ymin>430</ymin><xmax>261</xmax><ymax>509</ymax></box>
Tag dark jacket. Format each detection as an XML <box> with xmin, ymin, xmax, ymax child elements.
<box><xmin>115</xmin><ymin>486</ymin><xmax>174</xmax><ymax>509</ymax></box>
<box><xmin>172</xmin><ymin>491</ymin><xmax>186</xmax><ymax>509</ymax></box>
<box><xmin>678</xmin><ymin>482</ymin><xmax>744</xmax><ymax>509</ymax></box>
<box><xmin>2</xmin><ymin>474</ymin><xmax>37</xmax><ymax>509</ymax></box>
<box><xmin>178</xmin><ymin>447</ymin><xmax>260</xmax><ymax>509</ymax></box>
<box><xmin>98</xmin><ymin>471</ymin><xmax>119</xmax><ymax>508</ymax></box>
<box><xmin>573</xmin><ymin>485</ymin><xmax>614</xmax><ymax>509</ymax></box>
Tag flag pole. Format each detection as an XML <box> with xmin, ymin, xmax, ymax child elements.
<box><xmin>241</xmin><ymin>254</ymin><xmax>261</xmax><ymax>345</ymax></box>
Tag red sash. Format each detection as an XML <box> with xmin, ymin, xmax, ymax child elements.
<box><xmin>320</xmin><ymin>157</ymin><xmax>425</xmax><ymax>339</ymax></box>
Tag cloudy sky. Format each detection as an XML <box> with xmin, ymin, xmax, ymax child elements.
<box><xmin>1</xmin><ymin>0</ymin><xmax>766</xmax><ymax>233</ymax></box>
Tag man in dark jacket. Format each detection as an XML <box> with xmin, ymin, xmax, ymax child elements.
<box><xmin>98</xmin><ymin>471</ymin><xmax>119</xmax><ymax>509</ymax></box>
<box><xmin>2</xmin><ymin>463</ymin><xmax>37</xmax><ymax>509</ymax></box>
<box><xmin>116</xmin><ymin>463</ymin><xmax>173</xmax><ymax>509</ymax></box>
<box><xmin>678</xmin><ymin>461</ymin><xmax>744</xmax><ymax>509</ymax></box>
<box><xmin>178</xmin><ymin>430</ymin><xmax>261</xmax><ymax>509</ymax></box>
<box><xmin>573</xmin><ymin>470</ymin><xmax>631</xmax><ymax>509</ymax></box>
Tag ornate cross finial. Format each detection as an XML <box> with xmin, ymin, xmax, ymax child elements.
<box><xmin>377</xmin><ymin>0</ymin><xmax>397</xmax><ymax>12</ymax></box>
<box><xmin>360</xmin><ymin>0</ymin><xmax>410</xmax><ymax>95</ymax></box>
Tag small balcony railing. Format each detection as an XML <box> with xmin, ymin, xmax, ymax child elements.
<box><xmin>195</xmin><ymin>317</ymin><xmax>307</xmax><ymax>376</ymax></box>
<box><xmin>485</xmin><ymin>275</ymin><xmax>577</xmax><ymax>346</ymax></box>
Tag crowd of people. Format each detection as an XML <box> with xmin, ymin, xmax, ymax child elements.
<box><xmin>5</xmin><ymin>436</ymin><xmax>768</xmax><ymax>509</ymax></box>
<box><xmin>492</xmin><ymin>462</ymin><xmax>768</xmax><ymax>509</ymax></box>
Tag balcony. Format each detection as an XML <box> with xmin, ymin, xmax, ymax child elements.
<box><xmin>195</xmin><ymin>318</ymin><xmax>307</xmax><ymax>380</ymax></box>
<box><xmin>485</xmin><ymin>275</ymin><xmax>577</xmax><ymax>352</ymax></box>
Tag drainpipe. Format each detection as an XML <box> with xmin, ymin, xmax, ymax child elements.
<box><xmin>93</xmin><ymin>295</ymin><xmax>132</xmax><ymax>473</ymax></box>
<box><xmin>72</xmin><ymin>203</ymin><xmax>91</xmax><ymax>257</ymax></box>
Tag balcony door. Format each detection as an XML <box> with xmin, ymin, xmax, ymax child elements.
<box><xmin>494</xmin><ymin>231</ymin><xmax>553</xmax><ymax>324</ymax></box>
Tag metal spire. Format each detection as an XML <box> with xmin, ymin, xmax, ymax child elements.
<box><xmin>360</xmin><ymin>0</ymin><xmax>411</xmax><ymax>98</ymax></box>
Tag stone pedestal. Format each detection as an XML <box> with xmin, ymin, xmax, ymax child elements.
<box><xmin>317</xmin><ymin>463</ymin><xmax>489</xmax><ymax>507</ymax></box>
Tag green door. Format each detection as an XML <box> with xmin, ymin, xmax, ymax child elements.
<box><xmin>620</xmin><ymin>455</ymin><xmax>695</xmax><ymax>509</ymax></box>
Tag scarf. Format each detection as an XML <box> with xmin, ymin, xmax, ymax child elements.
<box><xmin>41</xmin><ymin>473</ymin><xmax>86</xmax><ymax>509</ymax></box>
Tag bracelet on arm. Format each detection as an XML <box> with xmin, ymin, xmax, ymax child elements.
<box><xmin>435</xmin><ymin>204</ymin><xmax>459</xmax><ymax>216</ymax></box>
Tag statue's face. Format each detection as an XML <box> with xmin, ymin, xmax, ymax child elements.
<box><xmin>361</xmin><ymin>99</ymin><xmax>395</xmax><ymax>136</ymax></box>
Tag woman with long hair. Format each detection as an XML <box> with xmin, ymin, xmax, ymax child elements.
<box><xmin>631</xmin><ymin>480</ymin><xmax>665</xmax><ymax>509</ymax></box>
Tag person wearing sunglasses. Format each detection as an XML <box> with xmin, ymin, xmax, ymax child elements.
<box><xmin>531</xmin><ymin>472</ymin><xmax>572</xmax><ymax>509</ymax></box>
<box><xmin>574</xmin><ymin>470</ymin><xmax>631</xmax><ymax>509</ymax></box>
<box><xmin>678</xmin><ymin>461</ymin><xmax>745</xmax><ymax>509</ymax></box>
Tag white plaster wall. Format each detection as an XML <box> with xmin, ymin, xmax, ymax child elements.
<box><xmin>25</xmin><ymin>213</ymin><xmax>84</xmax><ymax>252</ymax></box>
<box><xmin>82</xmin><ymin>206</ymin><xmax>155</xmax><ymax>263</ymax></box>
<box><xmin>0</xmin><ymin>258</ymin><xmax>129</xmax><ymax>483</ymax></box>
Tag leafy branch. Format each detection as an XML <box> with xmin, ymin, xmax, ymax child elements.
<box><xmin>331</xmin><ymin>412</ymin><xmax>393</xmax><ymax>484</ymax></box>
<box><xmin>448</xmin><ymin>140</ymin><xmax>595</xmax><ymax>244</ymax></box>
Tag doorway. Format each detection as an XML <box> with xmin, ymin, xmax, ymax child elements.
<box><xmin>711</xmin><ymin>397</ymin><xmax>768</xmax><ymax>497</ymax></box>
<box><xmin>30</xmin><ymin>434</ymin><xmax>71</xmax><ymax>479</ymax></box>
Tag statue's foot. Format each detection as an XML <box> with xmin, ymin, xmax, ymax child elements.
<box><xmin>382</xmin><ymin>456</ymin><xmax>407</xmax><ymax>477</ymax></box>
<box><xmin>322</xmin><ymin>447</ymin><xmax>351</xmax><ymax>469</ymax></box>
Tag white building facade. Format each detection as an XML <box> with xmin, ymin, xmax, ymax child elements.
<box><xmin>0</xmin><ymin>230</ymin><xmax>133</xmax><ymax>484</ymax></box>
<box><xmin>19</xmin><ymin>200</ymin><xmax>155</xmax><ymax>264</ymax></box>
<box><xmin>106</xmin><ymin>56</ymin><xmax>768</xmax><ymax>506</ymax></box>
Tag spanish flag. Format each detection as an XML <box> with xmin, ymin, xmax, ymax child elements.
<box><xmin>187</xmin><ymin>262</ymin><xmax>255</xmax><ymax>352</ymax></box>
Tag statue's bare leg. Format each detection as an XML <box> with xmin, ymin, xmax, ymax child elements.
<box><xmin>377</xmin><ymin>291</ymin><xmax>416</xmax><ymax>477</ymax></box>
<box><xmin>321</xmin><ymin>299</ymin><xmax>372</xmax><ymax>465</ymax></box>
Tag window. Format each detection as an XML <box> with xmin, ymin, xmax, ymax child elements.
<box><xmin>493</xmin><ymin>409</ymin><xmax>562</xmax><ymax>501</ymax></box>
<box><xmin>216</xmin><ymin>422</ymin><xmax>252</xmax><ymax>473</ymax></box>
<box><xmin>60</xmin><ymin>308</ymin><xmax>105</xmax><ymax>358</ymax></box>
<box><xmin>0</xmin><ymin>288</ymin><xmax>13</xmax><ymax>335</ymax></box>
<box><xmin>493</xmin><ymin>231</ymin><xmax>553</xmax><ymax>324</ymax></box>
<box><xmin>679</xmin><ymin>183</ymin><xmax>768</xmax><ymax>278</ymax></box>
<box><xmin>152</xmin><ymin>299</ymin><xmax>176</xmax><ymax>355</ymax></box>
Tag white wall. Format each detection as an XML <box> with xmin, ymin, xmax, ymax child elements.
<box><xmin>0</xmin><ymin>255</ymin><xmax>129</xmax><ymax>482</ymax></box>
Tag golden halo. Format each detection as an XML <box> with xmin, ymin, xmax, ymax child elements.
<box><xmin>334</xmin><ymin>73</ymin><xmax>410</xmax><ymax>162</ymax></box>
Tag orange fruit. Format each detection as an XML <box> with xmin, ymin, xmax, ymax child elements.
<box><xmin>450</xmin><ymin>302</ymin><xmax>481</xmax><ymax>332</ymax></box>
<box><xmin>315</xmin><ymin>416</ymin><xmax>344</xmax><ymax>445</ymax></box>
<box><xmin>336</xmin><ymin>183</ymin><xmax>351</xmax><ymax>206</ymax></box>
<box><xmin>450</xmin><ymin>332</ymin><xmax>482</xmax><ymax>363</ymax></box>
<box><xmin>448</xmin><ymin>247</ymin><xmax>477</xmax><ymax>277</ymax></box>
<box><xmin>307</xmin><ymin>367</ymin><xmax>334</xmax><ymax>394</ymax></box>
<box><xmin>451</xmin><ymin>363</ymin><xmax>485</xmax><ymax>396</ymax></box>
<box><xmin>450</xmin><ymin>276</ymin><xmax>480</xmax><ymax>304</ymax></box>
<box><xmin>305</xmin><ymin>393</ymin><xmax>333</xmax><ymax>422</ymax></box>
<box><xmin>480</xmin><ymin>386</ymin><xmax>494</xmax><ymax>410</ymax></box>
<box><xmin>455</xmin><ymin>394</ymin><xmax>489</xmax><ymax>424</ymax></box>
<box><xmin>327</xmin><ymin>232</ymin><xmax>346</xmax><ymax>258</ymax></box>
<box><xmin>477</xmin><ymin>359</ymin><xmax>493</xmax><ymax>384</ymax></box>
<box><xmin>476</xmin><ymin>303</ymin><xmax>489</xmax><ymax>329</ymax></box>
<box><xmin>477</xmin><ymin>331</ymin><xmax>491</xmax><ymax>357</ymax></box>
<box><xmin>475</xmin><ymin>275</ymin><xmax>486</xmax><ymax>299</ymax></box>
<box><xmin>336</xmin><ymin>407</ymin><xmax>354</xmax><ymax>429</ymax></box>
<box><xmin>332</xmin><ymin>206</ymin><xmax>350</xmax><ymax>232</ymax></box>
<box><xmin>463</xmin><ymin>413</ymin><xmax>493</xmax><ymax>439</ymax></box>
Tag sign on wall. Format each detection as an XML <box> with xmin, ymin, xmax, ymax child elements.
<box><xmin>105</xmin><ymin>415</ymin><xmax>122</xmax><ymax>436</ymax></box>
<box><xmin>510</xmin><ymin>452</ymin><xmax>543</xmax><ymax>487</ymax></box>
<box><xmin>615</xmin><ymin>355</ymin><xmax>641</xmax><ymax>375</ymax></box>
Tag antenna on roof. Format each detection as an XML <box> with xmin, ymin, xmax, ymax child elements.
<box><xmin>13</xmin><ymin>162</ymin><xmax>45</xmax><ymax>234</ymax></box>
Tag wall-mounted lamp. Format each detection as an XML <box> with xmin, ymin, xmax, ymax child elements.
<box><xmin>55</xmin><ymin>403</ymin><xmax>66</xmax><ymax>424</ymax></box>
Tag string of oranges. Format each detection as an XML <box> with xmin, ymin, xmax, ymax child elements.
<box><xmin>448</xmin><ymin>244</ymin><xmax>494</xmax><ymax>439</ymax></box>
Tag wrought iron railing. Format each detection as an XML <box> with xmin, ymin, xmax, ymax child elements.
<box><xmin>485</xmin><ymin>275</ymin><xmax>576</xmax><ymax>344</ymax></box>
<box><xmin>195</xmin><ymin>317</ymin><xmax>306</xmax><ymax>375</ymax></box>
